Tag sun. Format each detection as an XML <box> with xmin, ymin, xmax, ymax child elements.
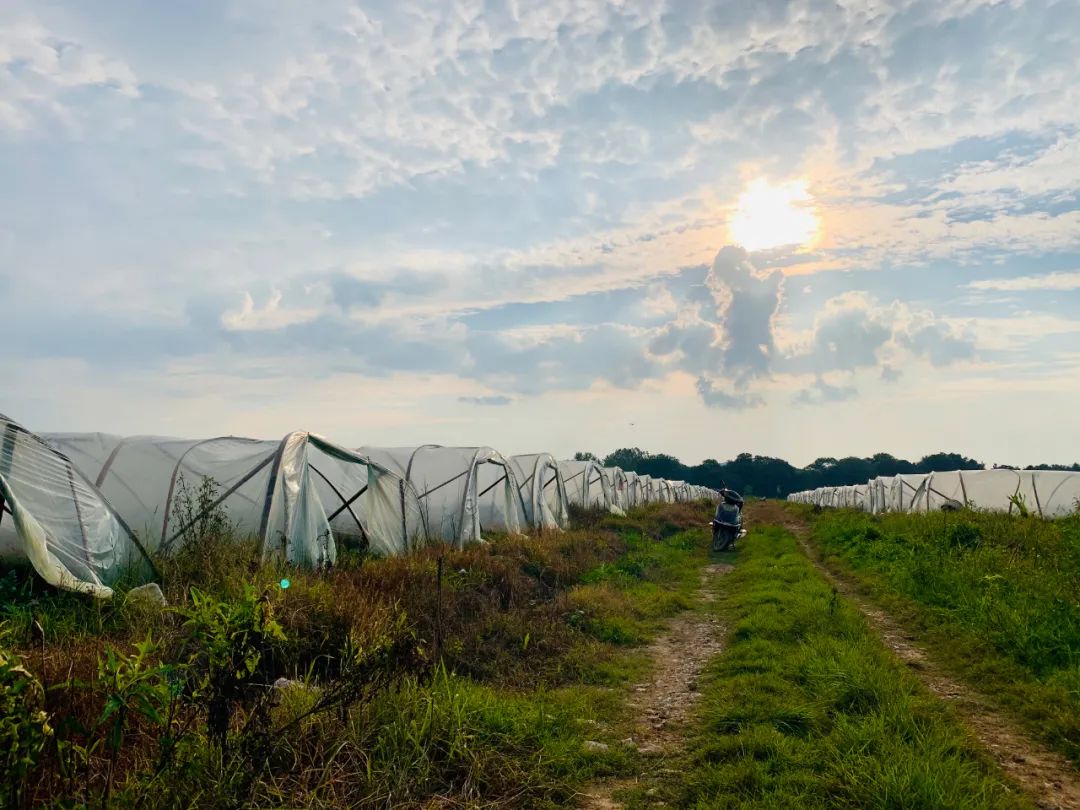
<box><xmin>728</xmin><ymin>178</ymin><xmax>820</xmax><ymax>252</ymax></box>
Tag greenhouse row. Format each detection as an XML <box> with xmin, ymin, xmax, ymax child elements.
<box><xmin>0</xmin><ymin>414</ymin><xmax>718</xmax><ymax>598</ymax></box>
<box><xmin>788</xmin><ymin>469</ymin><xmax>1080</xmax><ymax>518</ymax></box>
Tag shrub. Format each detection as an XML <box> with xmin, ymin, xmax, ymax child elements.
<box><xmin>0</xmin><ymin>646</ymin><xmax>51</xmax><ymax>808</ymax></box>
<box><xmin>945</xmin><ymin>521</ymin><xmax>982</xmax><ymax>551</ymax></box>
<box><xmin>177</xmin><ymin>585</ymin><xmax>286</xmax><ymax>750</ymax></box>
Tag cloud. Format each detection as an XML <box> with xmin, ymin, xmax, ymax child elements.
<box><xmin>695</xmin><ymin>376</ymin><xmax>764</xmax><ymax>410</ymax></box>
<box><xmin>895</xmin><ymin>310</ymin><xmax>976</xmax><ymax>367</ymax></box>
<box><xmin>649</xmin><ymin>246</ymin><xmax>783</xmax><ymax>406</ymax></box>
<box><xmin>794</xmin><ymin>377</ymin><xmax>858</xmax><ymax>406</ymax></box>
<box><xmin>0</xmin><ymin>15</ymin><xmax>139</xmax><ymax>133</ymax></box>
<box><xmin>221</xmin><ymin>290</ymin><xmax>321</xmax><ymax>331</ymax></box>
<box><xmin>781</xmin><ymin>291</ymin><xmax>976</xmax><ymax>380</ymax></box>
<box><xmin>458</xmin><ymin>395</ymin><xmax>512</xmax><ymax>406</ymax></box>
<box><xmin>969</xmin><ymin>270</ymin><xmax>1080</xmax><ymax>292</ymax></box>
<box><xmin>796</xmin><ymin>292</ymin><xmax>894</xmax><ymax>373</ymax></box>
<box><xmin>3</xmin><ymin>0</ymin><xmax>1078</xmax><ymax>453</ymax></box>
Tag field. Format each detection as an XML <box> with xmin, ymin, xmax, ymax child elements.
<box><xmin>806</xmin><ymin>506</ymin><xmax>1080</xmax><ymax>765</ymax></box>
<box><xmin>2</xmin><ymin>501</ymin><xmax>1079</xmax><ymax>808</ymax></box>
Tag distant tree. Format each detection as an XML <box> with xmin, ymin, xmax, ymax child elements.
<box><xmin>916</xmin><ymin>452</ymin><xmax>983</xmax><ymax>472</ymax></box>
<box><xmin>637</xmin><ymin>452</ymin><xmax>686</xmax><ymax>481</ymax></box>
<box><xmin>581</xmin><ymin>447</ymin><xmax>1055</xmax><ymax>499</ymax></box>
<box><xmin>870</xmin><ymin>452</ymin><xmax>915</xmax><ymax>477</ymax></box>
<box><xmin>823</xmin><ymin>456</ymin><xmax>875</xmax><ymax>487</ymax></box>
<box><xmin>573</xmin><ymin>451</ymin><xmax>598</xmax><ymax>461</ymax></box>
<box><xmin>603</xmin><ymin>447</ymin><xmax>648</xmax><ymax>471</ymax></box>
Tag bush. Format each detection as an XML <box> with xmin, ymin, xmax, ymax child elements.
<box><xmin>0</xmin><ymin>646</ymin><xmax>51</xmax><ymax>808</ymax></box>
<box><xmin>945</xmin><ymin>521</ymin><xmax>982</xmax><ymax>551</ymax></box>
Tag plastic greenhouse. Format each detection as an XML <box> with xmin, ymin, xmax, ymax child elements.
<box><xmin>598</xmin><ymin>466</ymin><xmax>627</xmax><ymax>515</ymax></box>
<box><xmin>558</xmin><ymin>459</ymin><xmax>616</xmax><ymax>512</ymax></box>
<box><xmin>508</xmin><ymin>453</ymin><xmax>570</xmax><ymax>530</ymax></box>
<box><xmin>45</xmin><ymin>432</ymin><xmax>427</xmax><ymax>567</ymax></box>
<box><xmin>1</xmin><ymin>415</ymin><xmax>153</xmax><ymax>598</ymax></box>
<box><xmin>623</xmin><ymin>471</ymin><xmax>644</xmax><ymax>508</ymax></box>
<box><xmin>640</xmin><ymin>475</ymin><xmax>655</xmax><ymax>504</ymax></box>
<box><xmin>656</xmin><ymin>479</ymin><xmax>674</xmax><ymax>503</ymax></box>
<box><xmin>790</xmin><ymin>468</ymin><xmax>1080</xmax><ymax>517</ymax></box>
<box><xmin>357</xmin><ymin>445</ymin><xmax>525</xmax><ymax>546</ymax></box>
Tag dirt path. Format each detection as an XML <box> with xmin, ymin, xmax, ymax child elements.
<box><xmin>578</xmin><ymin>563</ymin><xmax>732</xmax><ymax>809</ymax></box>
<box><xmin>750</xmin><ymin>501</ymin><xmax>1080</xmax><ymax>810</ymax></box>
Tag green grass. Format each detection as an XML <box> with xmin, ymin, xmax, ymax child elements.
<box><xmin>0</xmin><ymin>502</ymin><xmax>710</xmax><ymax>808</ymax></box>
<box><xmin>638</xmin><ymin>524</ymin><xmax>1028</xmax><ymax>809</ymax></box>
<box><xmin>807</xmin><ymin>507</ymin><xmax>1080</xmax><ymax>764</ymax></box>
<box><xmin>109</xmin><ymin>667</ymin><xmax>637</xmax><ymax>809</ymax></box>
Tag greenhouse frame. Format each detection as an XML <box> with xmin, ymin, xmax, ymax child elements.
<box><xmin>45</xmin><ymin>431</ymin><xmax>428</xmax><ymax>567</ymax></box>
<box><xmin>358</xmin><ymin>445</ymin><xmax>526</xmax><ymax>546</ymax></box>
<box><xmin>508</xmin><ymin>453</ymin><xmax>570</xmax><ymax>530</ymax></box>
<box><xmin>1</xmin><ymin>415</ymin><xmax>153</xmax><ymax>598</ymax></box>
<box><xmin>1</xmin><ymin>408</ymin><xmax>721</xmax><ymax>597</ymax></box>
<box><xmin>558</xmin><ymin>459</ymin><xmax>617</xmax><ymax>512</ymax></box>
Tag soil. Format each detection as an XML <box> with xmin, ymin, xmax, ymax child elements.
<box><xmin>750</xmin><ymin>500</ymin><xmax>1080</xmax><ymax>810</ymax></box>
<box><xmin>578</xmin><ymin>563</ymin><xmax>733</xmax><ymax>809</ymax></box>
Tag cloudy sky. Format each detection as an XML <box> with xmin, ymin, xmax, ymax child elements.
<box><xmin>3</xmin><ymin>0</ymin><xmax>1078</xmax><ymax>466</ymax></box>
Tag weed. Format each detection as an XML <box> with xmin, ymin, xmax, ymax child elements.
<box><xmin>177</xmin><ymin>584</ymin><xmax>286</xmax><ymax>751</ymax></box>
<box><xmin>9</xmin><ymin>502</ymin><xmax>714</xmax><ymax>808</ymax></box>
<box><xmin>0</xmin><ymin>644</ymin><xmax>52</xmax><ymax>809</ymax></box>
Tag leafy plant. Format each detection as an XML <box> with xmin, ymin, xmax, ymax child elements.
<box><xmin>1008</xmin><ymin>491</ymin><xmax>1030</xmax><ymax>518</ymax></box>
<box><xmin>96</xmin><ymin>636</ymin><xmax>173</xmax><ymax>802</ymax></box>
<box><xmin>159</xmin><ymin>474</ymin><xmax>254</xmax><ymax>597</ymax></box>
<box><xmin>0</xmin><ymin>645</ymin><xmax>52</xmax><ymax>809</ymax></box>
<box><xmin>168</xmin><ymin>474</ymin><xmax>230</xmax><ymax>555</ymax></box>
<box><xmin>178</xmin><ymin>585</ymin><xmax>285</xmax><ymax>751</ymax></box>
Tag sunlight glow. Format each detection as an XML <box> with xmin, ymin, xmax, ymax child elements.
<box><xmin>728</xmin><ymin>178</ymin><xmax>820</xmax><ymax>252</ymax></box>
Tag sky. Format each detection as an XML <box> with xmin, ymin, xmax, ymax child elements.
<box><xmin>2</xmin><ymin>0</ymin><xmax>1079</xmax><ymax>467</ymax></box>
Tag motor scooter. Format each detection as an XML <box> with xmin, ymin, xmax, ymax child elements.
<box><xmin>711</xmin><ymin>488</ymin><xmax>746</xmax><ymax>552</ymax></box>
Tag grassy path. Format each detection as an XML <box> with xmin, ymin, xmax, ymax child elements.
<box><xmin>621</xmin><ymin>512</ymin><xmax>1040</xmax><ymax>809</ymax></box>
<box><xmin>757</xmin><ymin>501</ymin><xmax>1080</xmax><ymax>810</ymax></box>
<box><xmin>580</xmin><ymin>562</ymin><xmax>732</xmax><ymax>808</ymax></box>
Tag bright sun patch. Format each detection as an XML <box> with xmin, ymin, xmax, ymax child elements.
<box><xmin>728</xmin><ymin>178</ymin><xmax>820</xmax><ymax>251</ymax></box>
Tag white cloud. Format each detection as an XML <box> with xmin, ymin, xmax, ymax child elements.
<box><xmin>969</xmin><ymin>270</ymin><xmax>1080</xmax><ymax>292</ymax></box>
<box><xmin>221</xmin><ymin>290</ymin><xmax>322</xmax><ymax>331</ymax></box>
<box><xmin>0</xmin><ymin>16</ymin><xmax>138</xmax><ymax>133</ymax></box>
<box><xmin>3</xmin><ymin>0</ymin><xmax>1080</xmax><ymax>461</ymax></box>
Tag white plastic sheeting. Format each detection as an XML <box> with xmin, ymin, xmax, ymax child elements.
<box><xmin>0</xmin><ymin>415</ymin><xmax>152</xmax><ymax>598</ymax></box>
<box><xmin>5</xmin><ymin>405</ymin><xmax>721</xmax><ymax>597</ymax></box>
<box><xmin>558</xmin><ymin>459</ymin><xmax>617</xmax><ymax>513</ymax></box>
<box><xmin>623</xmin><ymin>471</ymin><xmax>643</xmax><ymax>508</ymax></box>
<box><xmin>640</xmin><ymin>475</ymin><xmax>655</xmax><ymax>504</ymax></box>
<box><xmin>910</xmin><ymin>470</ymin><xmax>1080</xmax><ymax>517</ymax></box>
<box><xmin>597</xmin><ymin>466</ymin><xmax>627</xmax><ymax>515</ymax></box>
<box><xmin>656</xmin><ymin>480</ymin><xmax>675</xmax><ymax>503</ymax></box>
<box><xmin>45</xmin><ymin>432</ymin><xmax>426</xmax><ymax>566</ymax></box>
<box><xmin>509</xmin><ymin>454</ymin><xmax>570</xmax><ymax>530</ymax></box>
<box><xmin>789</xmin><ymin>469</ymin><xmax>1080</xmax><ymax>518</ymax></box>
<box><xmin>358</xmin><ymin>445</ymin><xmax>524</xmax><ymax>546</ymax></box>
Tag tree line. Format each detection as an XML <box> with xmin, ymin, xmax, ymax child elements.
<box><xmin>571</xmin><ymin>448</ymin><xmax>1075</xmax><ymax>499</ymax></box>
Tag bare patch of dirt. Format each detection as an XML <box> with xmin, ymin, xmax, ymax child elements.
<box><xmin>578</xmin><ymin>563</ymin><xmax>732</xmax><ymax>809</ymax></box>
<box><xmin>751</xmin><ymin>501</ymin><xmax>1080</xmax><ymax>810</ymax></box>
